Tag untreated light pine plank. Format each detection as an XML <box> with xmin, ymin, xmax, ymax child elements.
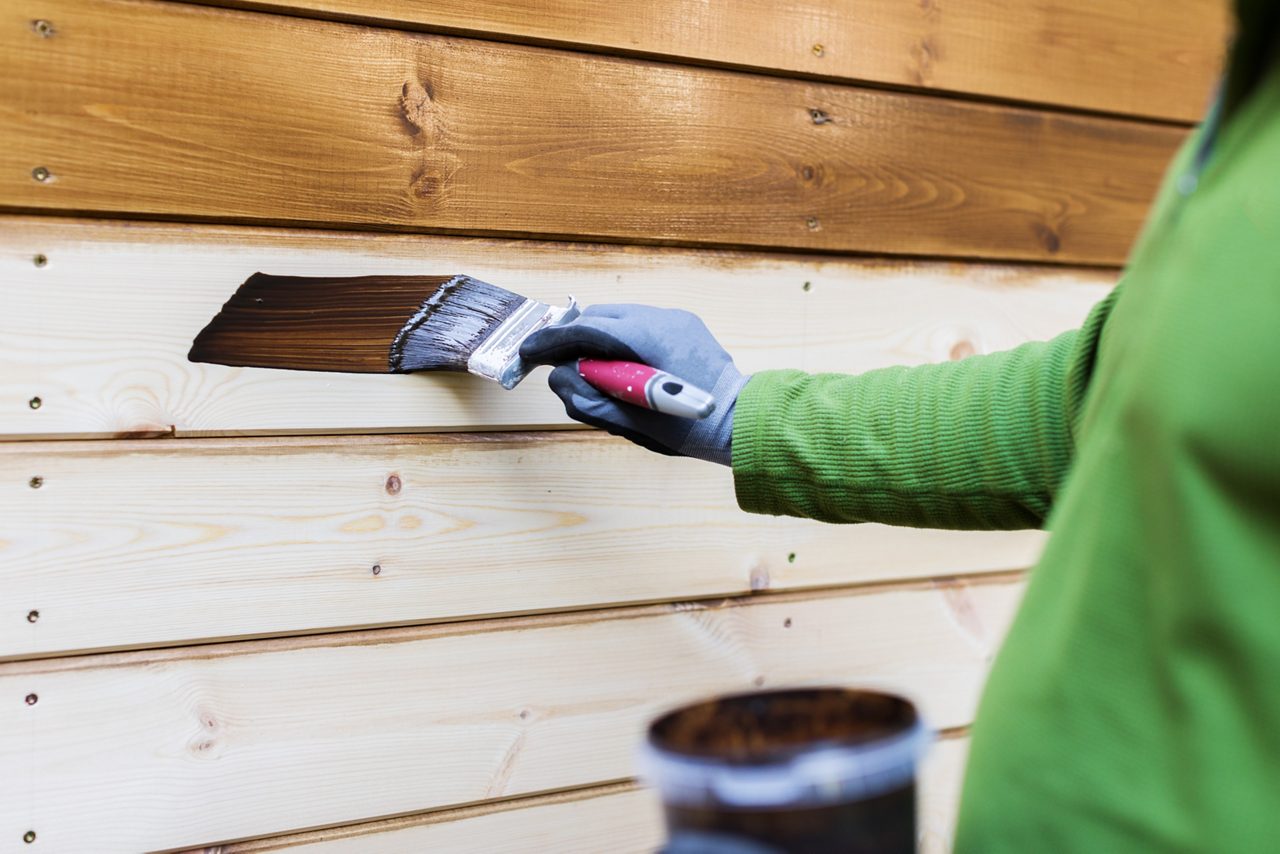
<box><xmin>197</xmin><ymin>737</ymin><xmax>970</xmax><ymax>853</ymax></box>
<box><xmin>1</xmin><ymin>429</ymin><xmax>1042</xmax><ymax>658</ymax></box>
<box><xmin>1</xmin><ymin>578</ymin><xmax>1021</xmax><ymax>853</ymax></box>
<box><xmin>194</xmin><ymin>0</ymin><xmax>1228</xmax><ymax>122</ymax></box>
<box><xmin>206</xmin><ymin>783</ymin><xmax>663</xmax><ymax>854</ymax></box>
<box><xmin>0</xmin><ymin>0</ymin><xmax>1185</xmax><ymax>262</ymax></box>
<box><xmin>1</xmin><ymin>218</ymin><xmax>1116</xmax><ymax>440</ymax></box>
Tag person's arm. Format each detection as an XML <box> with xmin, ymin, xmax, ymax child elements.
<box><xmin>521</xmin><ymin>286</ymin><xmax>1119</xmax><ymax>531</ymax></box>
<box><xmin>734</xmin><ymin>286</ymin><xmax>1116</xmax><ymax>530</ymax></box>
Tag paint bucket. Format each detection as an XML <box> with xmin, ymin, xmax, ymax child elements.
<box><xmin>637</xmin><ymin>687</ymin><xmax>929</xmax><ymax>853</ymax></box>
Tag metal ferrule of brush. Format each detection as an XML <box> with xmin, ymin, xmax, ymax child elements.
<box><xmin>468</xmin><ymin>297</ymin><xmax>581</xmax><ymax>389</ymax></box>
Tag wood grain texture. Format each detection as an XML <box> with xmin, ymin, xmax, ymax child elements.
<box><xmin>188</xmin><ymin>273</ymin><xmax>468</xmax><ymax>374</ymax></box>
<box><xmin>1</xmin><ymin>430</ymin><xmax>1042</xmax><ymax>658</ymax></box>
<box><xmin>197</xmin><ymin>0</ymin><xmax>1229</xmax><ymax>122</ymax></box>
<box><xmin>197</xmin><ymin>737</ymin><xmax>969</xmax><ymax>853</ymax></box>
<box><xmin>206</xmin><ymin>783</ymin><xmax>663</xmax><ymax>854</ymax></box>
<box><xmin>1</xmin><ymin>579</ymin><xmax>1021</xmax><ymax>852</ymax></box>
<box><xmin>1</xmin><ymin>218</ymin><xmax>1116</xmax><ymax>440</ymax></box>
<box><xmin>0</xmin><ymin>0</ymin><xmax>1185</xmax><ymax>262</ymax></box>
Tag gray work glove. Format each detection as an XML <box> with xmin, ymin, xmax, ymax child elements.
<box><xmin>519</xmin><ymin>304</ymin><xmax>748</xmax><ymax>465</ymax></box>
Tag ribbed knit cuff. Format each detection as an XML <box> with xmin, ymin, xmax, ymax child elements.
<box><xmin>731</xmin><ymin>369</ymin><xmax>807</xmax><ymax>513</ymax></box>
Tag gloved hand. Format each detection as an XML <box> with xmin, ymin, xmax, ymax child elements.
<box><xmin>519</xmin><ymin>304</ymin><xmax>749</xmax><ymax>465</ymax></box>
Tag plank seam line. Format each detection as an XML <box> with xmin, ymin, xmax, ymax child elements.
<box><xmin>168</xmin><ymin>0</ymin><xmax>1202</xmax><ymax>129</ymax></box>
<box><xmin>0</xmin><ymin>429</ymin><xmax>605</xmax><ymax>454</ymax></box>
<box><xmin>177</xmin><ymin>729</ymin><xmax>976</xmax><ymax>851</ymax></box>
<box><xmin>0</xmin><ymin>214</ymin><xmax>1127</xmax><ymax>275</ymax></box>
<box><xmin>0</xmin><ymin>570</ymin><xmax>1027</xmax><ymax>673</ymax></box>
<box><xmin>0</xmin><ymin>207</ymin><xmax>1140</xmax><ymax>271</ymax></box>
<box><xmin>172</xmin><ymin>780</ymin><xmax>641</xmax><ymax>853</ymax></box>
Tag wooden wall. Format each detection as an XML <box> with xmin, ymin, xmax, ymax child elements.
<box><xmin>0</xmin><ymin>1</ymin><xmax>1226</xmax><ymax>851</ymax></box>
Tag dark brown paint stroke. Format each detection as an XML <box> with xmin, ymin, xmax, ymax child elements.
<box><xmin>188</xmin><ymin>273</ymin><xmax>456</xmax><ymax>372</ymax></box>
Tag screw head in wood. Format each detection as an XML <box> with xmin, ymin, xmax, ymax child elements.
<box><xmin>29</xmin><ymin>396</ymin><xmax>42</xmax><ymax>410</ymax></box>
<box><xmin>802</xmin><ymin>281</ymin><xmax>812</xmax><ymax>292</ymax></box>
<box><xmin>805</xmin><ymin>217</ymin><xmax>820</xmax><ymax>231</ymax></box>
<box><xmin>31</xmin><ymin>166</ymin><xmax>52</xmax><ymax>183</ymax></box>
<box><xmin>787</xmin><ymin>552</ymin><xmax>797</xmax><ymax>563</ymax></box>
<box><xmin>32</xmin><ymin>18</ymin><xmax>55</xmax><ymax>37</ymax></box>
<box><xmin>25</xmin><ymin>693</ymin><xmax>38</xmax><ymax>706</ymax></box>
<box><xmin>784</xmin><ymin>618</ymin><xmax>793</xmax><ymax>628</ymax></box>
<box><xmin>371</xmin><ymin>564</ymin><xmax>382</xmax><ymax>576</ymax></box>
<box><xmin>29</xmin><ymin>476</ymin><xmax>43</xmax><ymax>489</ymax></box>
<box><xmin>27</xmin><ymin>610</ymin><xmax>39</xmax><ymax>623</ymax></box>
<box><xmin>811</xmin><ymin>43</ymin><xmax>825</xmax><ymax>57</ymax></box>
<box><xmin>33</xmin><ymin>253</ymin><xmax>48</xmax><ymax>268</ymax></box>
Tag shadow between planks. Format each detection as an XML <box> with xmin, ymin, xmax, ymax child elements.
<box><xmin>1</xmin><ymin>575</ymin><xmax>1022</xmax><ymax>853</ymax></box>
<box><xmin>183</xmin><ymin>734</ymin><xmax>971</xmax><ymax>853</ymax></box>
<box><xmin>0</xmin><ymin>217</ymin><xmax>1116</xmax><ymax>440</ymax></box>
<box><xmin>1</xmin><ymin>0</ymin><xmax>1185</xmax><ymax>262</ymax></box>
<box><xmin>181</xmin><ymin>0</ymin><xmax>1228</xmax><ymax>123</ymax></box>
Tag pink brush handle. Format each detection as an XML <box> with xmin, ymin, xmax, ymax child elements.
<box><xmin>577</xmin><ymin>359</ymin><xmax>716</xmax><ymax>420</ymax></box>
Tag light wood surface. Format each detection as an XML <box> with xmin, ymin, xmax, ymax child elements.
<box><xmin>1</xmin><ymin>429</ymin><xmax>1042</xmax><ymax>658</ymax></box>
<box><xmin>2</xmin><ymin>579</ymin><xmax>1019</xmax><ymax>853</ymax></box>
<box><xmin>202</xmin><ymin>736</ymin><xmax>970</xmax><ymax>853</ymax></box>
<box><xmin>0</xmin><ymin>0</ymin><xmax>1183</xmax><ymax>262</ymax></box>
<box><xmin>195</xmin><ymin>0</ymin><xmax>1228</xmax><ymax>122</ymax></box>
<box><xmin>919</xmin><ymin>736</ymin><xmax>971</xmax><ymax>854</ymax></box>
<box><xmin>210</xmin><ymin>783</ymin><xmax>663</xmax><ymax>854</ymax></box>
<box><xmin>1</xmin><ymin>218</ymin><xmax>1116</xmax><ymax>440</ymax></box>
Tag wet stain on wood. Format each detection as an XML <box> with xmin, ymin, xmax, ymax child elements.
<box><xmin>188</xmin><ymin>273</ymin><xmax>455</xmax><ymax>373</ymax></box>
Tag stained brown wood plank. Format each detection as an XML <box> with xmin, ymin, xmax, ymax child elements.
<box><xmin>196</xmin><ymin>0</ymin><xmax>1229</xmax><ymax>122</ymax></box>
<box><xmin>0</xmin><ymin>218</ymin><xmax>1116</xmax><ymax>440</ymax></box>
<box><xmin>0</xmin><ymin>0</ymin><xmax>1185</xmax><ymax>262</ymax></box>
<box><xmin>0</xmin><ymin>428</ymin><xmax>1041</xmax><ymax>658</ymax></box>
<box><xmin>1</xmin><ymin>578</ymin><xmax>1021</xmax><ymax>852</ymax></box>
<box><xmin>199</xmin><ymin>736</ymin><xmax>969</xmax><ymax>853</ymax></box>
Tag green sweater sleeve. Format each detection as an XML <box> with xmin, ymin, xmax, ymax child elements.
<box><xmin>732</xmin><ymin>287</ymin><xmax>1119</xmax><ymax>530</ymax></box>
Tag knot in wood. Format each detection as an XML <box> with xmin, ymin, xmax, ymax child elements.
<box><xmin>749</xmin><ymin>566</ymin><xmax>771</xmax><ymax>591</ymax></box>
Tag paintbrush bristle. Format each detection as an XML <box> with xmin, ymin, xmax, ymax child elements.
<box><xmin>189</xmin><ymin>273</ymin><xmax>530</xmax><ymax>374</ymax></box>
<box><xmin>392</xmin><ymin>276</ymin><xmax>528</xmax><ymax>372</ymax></box>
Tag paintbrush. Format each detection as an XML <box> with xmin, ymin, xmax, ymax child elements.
<box><xmin>189</xmin><ymin>273</ymin><xmax>716</xmax><ymax>419</ymax></box>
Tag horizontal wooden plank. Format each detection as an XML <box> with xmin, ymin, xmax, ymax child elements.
<box><xmin>919</xmin><ymin>736</ymin><xmax>971</xmax><ymax>854</ymax></box>
<box><xmin>208</xmin><ymin>783</ymin><xmax>662</xmax><ymax>854</ymax></box>
<box><xmin>203</xmin><ymin>737</ymin><xmax>969</xmax><ymax>853</ymax></box>
<box><xmin>1</xmin><ymin>578</ymin><xmax>1021</xmax><ymax>852</ymax></box>
<box><xmin>1</xmin><ymin>429</ymin><xmax>1041</xmax><ymax>658</ymax></box>
<box><xmin>1</xmin><ymin>218</ymin><xmax>1116</xmax><ymax>440</ymax></box>
<box><xmin>0</xmin><ymin>0</ymin><xmax>1184</xmax><ymax>262</ymax></box>
<box><xmin>196</xmin><ymin>0</ymin><xmax>1228</xmax><ymax>122</ymax></box>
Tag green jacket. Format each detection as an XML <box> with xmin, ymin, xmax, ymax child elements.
<box><xmin>731</xmin><ymin>5</ymin><xmax>1280</xmax><ymax>850</ymax></box>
